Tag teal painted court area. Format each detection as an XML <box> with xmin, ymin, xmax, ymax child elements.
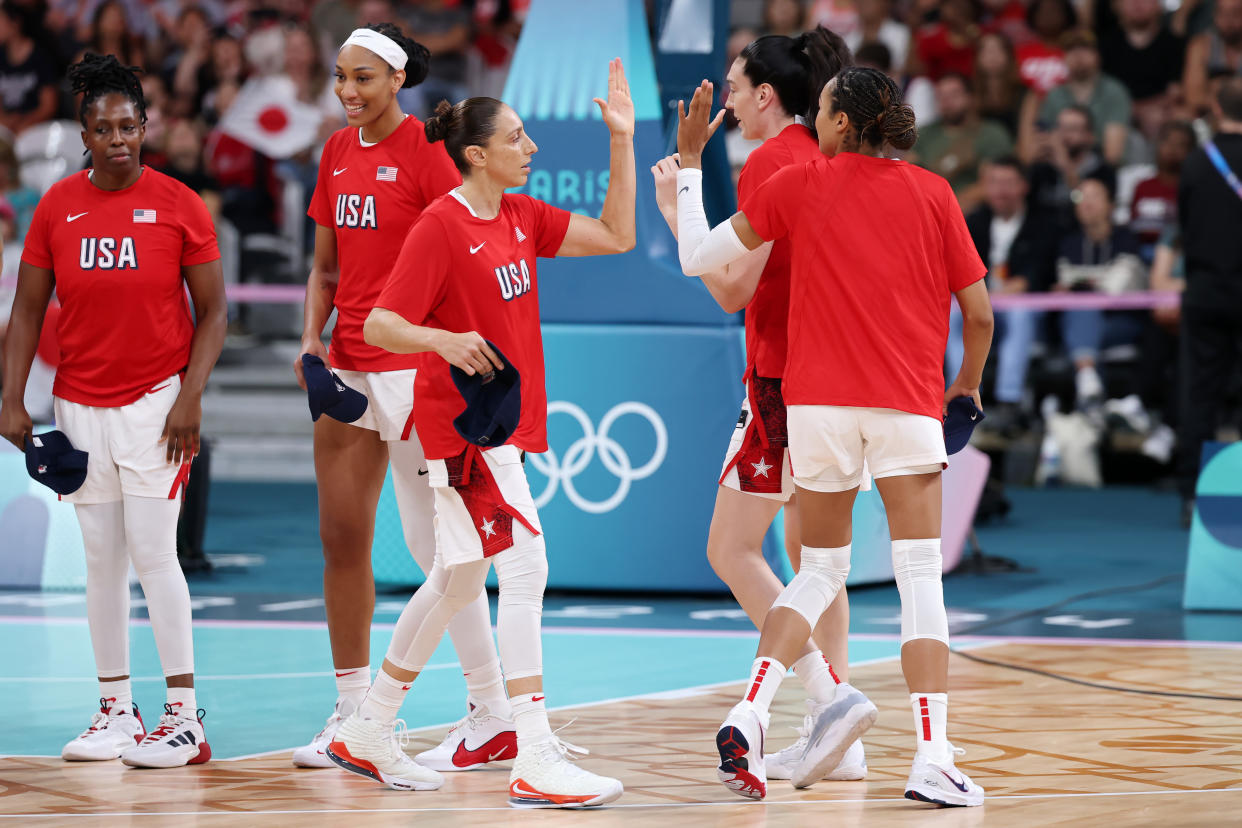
<box><xmin>0</xmin><ymin>618</ymin><xmax>903</xmax><ymax>759</ymax></box>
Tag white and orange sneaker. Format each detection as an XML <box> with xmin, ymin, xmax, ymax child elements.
<box><xmin>292</xmin><ymin>700</ymin><xmax>353</xmax><ymax>768</ymax></box>
<box><xmin>715</xmin><ymin>701</ymin><xmax>767</xmax><ymax>800</ymax></box>
<box><xmin>326</xmin><ymin>714</ymin><xmax>443</xmax><ymax>791</ymax></box>
<box><xmin>121</xmin><ymin>704</ymin><xmax>210</xmax><ymax>768</ymax></box>
<box><xmin>62</xmin><ymin>699</ymin><xmax>145</xmax><ymax>761</ymax></box>
<box><xmin>416</xmin><ymin>700</ymin><xmax>517</xmax><ymax>771</ymax></box>
<box><xmin>904</xmin><ymin>745</ymin><xmax>985</xmax><ymax>807</ymax></box>
<box><xmin>508</xmin><ymin>735</ymin><xmax>623</xmax><ymax>809</ymax></box>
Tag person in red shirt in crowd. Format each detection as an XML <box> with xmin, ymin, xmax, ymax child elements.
<box><xmin>326</xmin><ymin>60</ymin><xmax>637</xmax><ymax>809</ymax></box>
<box><xmin>651</xmin><ymin>27</ymin><xmax>868</xmax><ymax>785</ymax></box>
<box><xmin>1015</xmin><ymin>0</ymin><xmax>1076</xmax><ymax>94</ymax></box>
<box><xmin>290</xmin><ymin>22</ymin><xmax>518</xmax><ymax>773</ymax></box>
<box><xmin>909</xmin><ymin>0</ymin><xmax>981</xmax><ymax>81</ymax></box>
<box><xmin>1130</xmin><ymin>121</ymin><xmax>1195</xmax><ymax>256</ymax></box>
<box><xmin>0</xmin><ymin>54</ymin><xmax>227</xmax><ymax>769</ymax></box>
<box><xmin>675</xmin><ymin>66</ymin><xmax>993</xmax><ymax>806</ymax></box>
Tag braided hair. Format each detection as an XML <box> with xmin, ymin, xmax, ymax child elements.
<box><xmin>830</xmin><ymin>66</ymin><xmax>918</xmax><ymax>152</ymax></box>
<box><xmin>67</xmin><ymin>52</ymin><xmax>146</xmax><ymax>127</ymax></box>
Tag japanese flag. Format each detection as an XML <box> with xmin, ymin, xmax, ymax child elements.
<box><xmin>218</xmin><ymin>76</ymin><xmax>323</xmax><ymax>159</ymax></box>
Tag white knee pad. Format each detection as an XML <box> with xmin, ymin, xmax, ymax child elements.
<box><xmin>892</xmin><ymin>538</ymin><xmax>948</xmax><ymax>645</ymax></box>
<box><xmin>771</xmin><ymin>545</ymin><xmax>851</xmax><ymax>628</ymax></box>
<box><xmin>494</xmin><ymin>533</ymin><xmax>548</xmax><ymax>681</ymax></box>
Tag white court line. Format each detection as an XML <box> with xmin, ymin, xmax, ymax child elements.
<box><xmin>0</xmin><ymin>786</ymin><xmax>1239</xmax><ymax>818</ymax></box>
<box><xmin>0</xmin><ymin>663</ymin><xmax>461</xmax><ymax>683</ymax></box>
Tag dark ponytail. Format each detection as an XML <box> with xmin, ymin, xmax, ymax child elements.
<box><xmin>424</xmin><ymin>97</ymin><xmax>507</xmax><ymax>174</ymax></box>
<box><xmin>738</xmin><ymin>25</ymin><xmax>853</xmax><ymax>134</ymax></box>
<box><xmin>68</xmin><ymin>52</ymin><xmax>147</xmax><ymax>127</ymax></box>
<box><xmin>363</xmin><ymin>22</ymin><xmax>430</xmax><ymax>88</ymax></box>
<box><xmin>830</xmin><ymin>66</ymin><xmax>918</xmax><ymax>151</ymax></box>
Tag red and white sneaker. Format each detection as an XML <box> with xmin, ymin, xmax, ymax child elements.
<box><xmin>292</xmin><ymin>700</ymin><xmax>352</xmax><ymax>768</ymax></box>
<box><xmin>716</xmin><ymin>701</ymin><xmax>767</xmax><ymax>800</ymax></box>
<box><xmin>62</xmin><ymin>699</ymin><xmax>145</xmax><ymax>761</ymax></box>
<box><xmin>415</xmin><ymin>700</ymin><xmax>517</xmax><ymax>771</ymax></box>
<box><xmin>121</xmin><ymin>704</ymin><xmax>211</xmax><ymax>768</ymax></box>
<box><xmin>326</xmin><ymin>714</ymin><xmax>443</xmax><ymax>791</ymax></box>
<box><xmin>508</xmin><ymin>735</ymin><xmax>623</xmax><ymax>809</ymax></box>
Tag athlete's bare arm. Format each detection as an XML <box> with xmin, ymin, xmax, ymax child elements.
<box><xmin>945</xmin><ymin>278</ymin><xmax>994</xmax><ymax>414</ymax></box>
<box><xmin>295</xmin><ymin>225</ymin><xmax>340</xmax><ymax>389</ymax></box>
<box><xmin>555</xmin><ymin>58</ymin><xmax>636</xmax><ymax>257</ymax></box>
<box><xmin>0</xmin><ymin>262</ymin><xmax>54</xmax><ymax>449</ymax></box>
<box><xmin>160</xmin><ymin>259</ymin><xmax>226</xmax><ymax>465</ymax></box>
<box><xmin>363</xmin><ymin>310</ymin><xmax>505</xmax><ymax>379</ymax></box>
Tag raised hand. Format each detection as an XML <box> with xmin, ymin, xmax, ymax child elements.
<box><xmin>676</xmin><ymin>80</ymin><xmax>726</xmax><ymax>168</ymax></box>
<box><xmin>651</xmin><ymin>153</ymin><xmax>681</xmax><ymax>219</ymax></box>
<box><xmin>593</xmin><ymin>57</ymin><xmax>635</xmax><ymax>137</ymax></box>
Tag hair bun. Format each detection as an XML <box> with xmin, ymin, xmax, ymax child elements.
<box><xmin>423</xmin><ymin>99</ymin><xmax>455</xmax><ymax>143</ymax></box>
<box><xmin>881</xmin><ymin>104</ymin><xmax>918</xmax><ymax>151</ymax></box>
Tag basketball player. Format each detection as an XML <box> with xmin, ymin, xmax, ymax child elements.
<box><xmin>651</xmin><ymin>27</ymin><xmax>867</xmax><ymax>783</ymax></box>
<box><xmin>326</xmin><ymin>59</ymin><xmax>636</xmax><ymax>808</ymax></box>
<box><xmin>0</xmin><ymin>54</ymin><xmax>226</xmax><ymax>768</ymax></box>
<box><xmin>293</xmin><ymin>24</ymin><xmax>515</xmax><ymax>770</ymax></box>
<box><xmin>675</xmin><ymin>68</ymin><xmax>993</xmax><ymax>806</ymax></box>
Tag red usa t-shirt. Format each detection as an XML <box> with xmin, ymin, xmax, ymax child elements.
<box><xmin>21</xmin><ymin>168</ymin><xmax>219</xmax><ymax>407</ymax></box>
<box><xmin>375</xmin><ymin>192</ymin><xmax>572</xmax><ymax>459</ymax></box>
<box><xmin>736</xmin><ymin>123</ymin><xmax>821</xmax><ymax>380</ymax></box>
<box><xmin>1016</xmin><ymin>41</ymin><xmax>1067</xmax><ymax>95</ymax></box>
<box><xmin>308</xmin><ymin>116</ymin><xmax>461</xmax><ymax>372</ymax></box>
<box><xmin>741</xmin><ymin>153</ymin><xmax>986</xmax><ymax>420</ymax></box>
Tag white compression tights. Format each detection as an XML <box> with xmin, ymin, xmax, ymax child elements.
<box><xmin>75</xmin><ymin>497</ymin><xmax>194</xmax><ymax>678</ymax></box>
<box><xmin>389</xmin><ymin>440</ymin><xmax>505</xmax><ymax>689</ymax></box>
<box><xmin>386</xmin><ymin>531</ymin><xmax>548</xmax><ymax>682</ymax></box>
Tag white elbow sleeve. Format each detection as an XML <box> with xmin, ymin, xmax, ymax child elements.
<box><xmin>676</xmin><ymin>168</ymin><xmax>748</xmax><ymax>275</ymax></box>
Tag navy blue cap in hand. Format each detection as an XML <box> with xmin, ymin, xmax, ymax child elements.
<box><xmin>302</xmin><ymin>354</ymin><xmax>369</xmax><ymax>424</ymax></box>
<box><xmin>24</xmin><ymin>430</ymin><xmax>89</xmax><ymax>495</ymax></box>
<box><xmin>943</xmin><ymin>396</ymin><xmax>985</xmax><ymax>455</ymax></box>
<box><xmin>450</xmin><ymin>341</ymin><xmax>521</xmax><ymax>447</ymax></box>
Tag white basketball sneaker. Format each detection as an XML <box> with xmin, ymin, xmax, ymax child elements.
<box><xmin>715</xmin><ymin>701</ymin><xmax>767</xmax><ymax>800</ymax></box>
<box><xmin>767</xmin><ymin>699</ymin><xmax>866</xmax><ymax>781</ymax></box>
<box><xmin>326</xmin><ymin>714</ymin><xmax>443</xmax><ymax>791</ymax></box>
<box><xmin>62</xmin><ymin>699</ymin><xmax>146</xmax><ymax>761</ymax></box>
<box><xmin>416</xmin><ymin>700</ymin><xmax>517</xmax><ymax>771</ymax></box>
<box><xmin>292</xmin><ymin>700</ymin><xmax>354</xmax><ymax>768</ymax></box>
<box><xmin>904</xmin><ymin>745</ymin><xmax>985</xmax><ymax>807</ymax></box>
<box><xmin>508</xmin><ymin>735</ymin><xmax>623</xmax><ymax>809</ymax></box>
<box><xmin>790</xmin><ymin>683</ymin><xmax>877</xmax><ymax>788</ymax></box>
<box><xmin>121</xmin><ymin>704</ymin><xmax>211</xmax><ymax>768</ymax></box>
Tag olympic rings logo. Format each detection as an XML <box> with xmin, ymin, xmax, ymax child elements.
<box><xmin>528</xmin><ymin>401</ymin><xmax>668</xmax><ymax>514</ymax></box>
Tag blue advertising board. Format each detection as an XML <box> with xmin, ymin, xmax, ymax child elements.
<box><xmin>1183</xmin><ymin>442</ymin><xmax>1242</xmax><ymax>610</ymax></box>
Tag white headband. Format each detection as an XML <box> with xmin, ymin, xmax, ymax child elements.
<box><xmin>340</xmin><ymin>28</ymin><xmax>407</xmax><ymax>71</ymax></box>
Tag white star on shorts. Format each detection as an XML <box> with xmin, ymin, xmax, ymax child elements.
<box><xmin>480</xmin><ymin>518</ymin><xmax>497</xmax><ymax>538</ymax></box>
<box><xmin>751</xmin><ymin>457</ymin><xmax>772</xmax><ymax>478</ymax></box>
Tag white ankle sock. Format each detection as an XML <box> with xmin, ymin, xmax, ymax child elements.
<box><xmin>167</xmin><ymin>687</ymin><xmax>197</xmax><ymax>717</ymax></box>
<box><xmin>911</xmin><ymin>692</ymin><xmax>949</xmax><ymax>760</ymax></box>
<box><xmin>359</xmin><ymin>669</ymin><xmax>410</xmax><ymax>723</ymax></box>
<box><xmin>334</xmin><ymin>665</ymin><xmax>371</xmax><ymax>711</ymax></box>
<box><xmin>510</xmin><ymin>692</ymin><xmax>552</xmax><ymax>747</ymax></box>
<box><xmin>743</xmin><ymin>657</ymin><xmax>786</xmax><ymax>719</ymax></box>
<box><xmin>101</xmin><ymin>680</ymin><xmax>133</xmax><ymax>714</ymax></box>
<box><xmin>792</xmin><ymin>650</ymin><xmax>840</xmax><ymax>704</ymax></box>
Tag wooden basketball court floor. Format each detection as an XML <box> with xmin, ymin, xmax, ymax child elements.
<box><xmin>3</xmin><ymin>639</ymin><xmax>1240</xmax><ymax>826</ymax></box>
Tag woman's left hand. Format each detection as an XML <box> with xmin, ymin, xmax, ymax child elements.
<box><xmin>593</xmin><ymin>57</ymin><xmax>634</xmax><ymax>137</ymax></box>
<box><xmin>161</xmin><ymin>392</ymin><xmax>202</xmax><ymax>465</ymax></box>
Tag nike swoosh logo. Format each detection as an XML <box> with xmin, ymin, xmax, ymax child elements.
<box><xmin>333</xmin><ymin>168</ymin><xmax>348</xmax><ymax>176</ymax></box>
<box><xmin>417</xmin><ymin>468</ymin><xmax>428</xmax><ymax>476</ymax></box>
<box><xmin>470</xmin><ymin>243</ymin><xmax>486</xmax><ymax>254</ymax></box>
<box><xmin>531</xmin><ymin>695</ymin><xmax>545</xmax><ymax>702</ymax></box>
<box><xmin>67</xmin><ymin>212</ymin><xmax>88</xmax><ymax>222</ymax></box>
<box><xmin>939</xmin><ymin>769</ymin><xmax>970</xmax><ymax>792</ymax></box>
<box><xmin>148</xmin><ymin>383</ymin><xmax>170</xmax><ymax>394</ymax></box>
<box><xmin>334</xmin><ymin>670</ymin><xmax>358</xmax><ymax>677</ymax></box>
<box><xmin>451</xmin><ymin>732</ymin><xmax>517</xmax><ymax>767</ymax></box>
<box><xmin>678</xmin><ymin>186</ymin><xmax>688</xmax><ymax>195</ymax></box>
<box><xmin>970</xmin><ymin>413</ymin><xmax>978</xmax><ymax>421</ymax></box>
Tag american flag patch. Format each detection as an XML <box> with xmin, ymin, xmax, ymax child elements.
<box><xmin>133</xmin><ymin>209</ymin><xmax>157</xmax><ymax>223</ymax></box>
<box><xmin>515</xmin><ymin>226</ymin><xmax>527</xmax><ymax>242</ymax></box>
<box><xmin>376</xmin><ymin>166</ymin><xmax>398</xmax><ymax>182</ymax></box>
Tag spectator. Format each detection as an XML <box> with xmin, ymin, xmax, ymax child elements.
<box><xmin>1029</xmin><ymin>105</ymin><xmax>1113</xmax><ymax>231</ymax></box>
<box><xmin>856</xmin><ymin>38</ymin><xmax>937</xmax><ymax>124</ymax></box>
<box><xmin>312</xmin><ymin>0</ymin><xmax>361</xmax><ymax>60</ymax></box>
<box><xmin>469</xmin><ymin>0</ymin><xmax>529</xmax><ymax>99</ymax></box>
<box><xmin>1184</xmin><ymin>0</ymin><xmax>1242</xmax><ymax>116</ymax></box>
<box><xmin>908</xmin><ymin>72</ymin><xmax>1014</xmax><ymax>211</ymax></box>
<box><xmin>951</xmin><ymin>156</ymin><xmax>1060</xmax><ymax>429</ymax></box>
<box><xmin>909</xmin><ymin>0</ymin><xmax>981</xmax><ymax>81</ymax></box>
<box><xmin>1036</xmin><ymin>30</ymin><xmax>1132</xmax><ymax>166</ymax></box>
<box><xmin>763</xmin><ymin>0</ymin><xmax>805</xmax><ymax>37</ymax></box>
<box><xmin>974</xmin><ymin>30</ymin><xmax>1026</xmax><ymax>138</ymax></box>
<box><xmin>805</xmin><ymin>0</ymin><xmax>859</xmax><ymax>42</ymax></box>
<box><xmin>77</xmin><ymin>0</ymin><xmax>146</xmax><ymax>69</ymax></box>
<box><xmin>1176</xmin><ymin>76</ymin><xmax>1242</xmax><ymax>521</ymax></box>
<box><xmin>846</xmin><ymin>0</ymin><xmax>909</xmax><ymax>71</ymax></box>
<box><xmin>159</xmin><ymin>117</ymin><xmax>222</xmax><ymax>224</ymax></box>
<box><xmin>1016</xmin><ymin>0</ymin><xmax>1075</xmax><ymax>95</ymax></box>
<box><xmin>200</xmin><ymin>29</ymin><xmax>247</xmax><ymax>125</ymax></box>
<box><xmin>166</xmin><ymin>6</ymin><xmax>214</xmax><ymax>118</ymax></box>
<box><xmin>1130</xmin><ymin>120</ymin><xmax>1195</xmax><ymax>255</ymax></box>
<box><xmin>0</xmin><ymin>137</ymin><xmax>38</xmax><ymax>241</ymax></box>
<box><xmin>0</xmin><ymin>2</ymin><xmax>58</xmax><ymax>135</ymax></box>
<box><xmin>1099</xmin><ymin>0</ymin><xmax>1185</xmax><ymax>141</ymax></box>
<box><xmin>1055</xmin><ymin>174</ymin><xmax>1147</xmax><ymax>409</ymax></box>
<box><xmin>401</xmin><ymin>0</ymin><xmax>472</xmax><ymax>118</ymax></box>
